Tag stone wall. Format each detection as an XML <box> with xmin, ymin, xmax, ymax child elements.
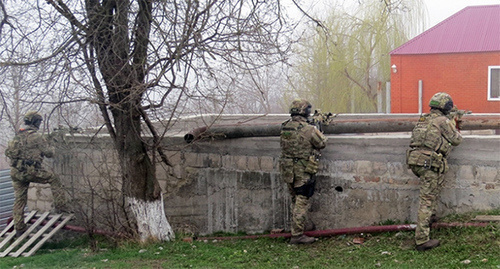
<box><xmin>160</xmin><ymin>134</ymin><xmax>500</xmax><ymax>235</ymax></box>
<box><xmin>26</xmin><ymin>120</ymin><xmax>500</xmax><ymax>236</ymax></box>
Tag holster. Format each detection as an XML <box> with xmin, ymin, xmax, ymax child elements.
<box><xmin>304</xmin><ymin>154</ymin><xmax>320</xmax><ymax>175</ymax></box>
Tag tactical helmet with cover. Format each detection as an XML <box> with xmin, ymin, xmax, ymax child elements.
<box><xmin>289</xmin><ymin>99</ymin><xmax>312</xmax><ymax>117</ymax></box>
<box><xmin>24</xmin><ymin>111</ymin><xmax>43</xmax><ymax>128</ymax></box>
<box><xmin>429</xmin><ymin>92</ymin><xmax>453</xmax><ymax>114</ymax></box>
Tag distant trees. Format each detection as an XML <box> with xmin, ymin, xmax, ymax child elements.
<box><xmin>289</xmin><ymin>0</ymin><xmax>426</xmax><ymax>113</ymax></box>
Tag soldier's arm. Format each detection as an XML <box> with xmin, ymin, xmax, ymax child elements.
<box><xmin>35</xmin><ymin>134</ymin><xmax>55</xmax><ymax>158</ymax></box>
<box><xmin>439</xmin><ymin>118</ymin><xmax>462</xmax><ymax>146</ymax></box>
<box><xmin>310</xmin><ymin>127</ymin><xmax>327</xmax><ymax>150</ymax></box>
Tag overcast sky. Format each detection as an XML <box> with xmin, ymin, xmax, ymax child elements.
<box><xmin>423</xmin><ymin>0</ymin><xmax>500</xmax><ymax>30</ymax></box>
<box><xmin>297</xmin><ymin>0</ymin><xmax>499</xmax><ymax>34</ymax></box>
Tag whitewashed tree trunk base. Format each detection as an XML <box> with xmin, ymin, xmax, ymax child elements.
<box><xmin>126</xmin><ymin>193</ymin><xmax>175</xmax><ymax>242</ymax></box>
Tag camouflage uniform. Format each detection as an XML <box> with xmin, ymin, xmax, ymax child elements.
<box><xmin>4</xmin><ymin>112</ymin><xmax>65</xmax><ymax>232</ymax></box>
<box><xmin>406</xmin><ymin>93</ymin><xmax>462</xmax><ymax>248</ymax></box>
<box><xmin>280</xmin><ymin>99</ymin><xmax>327</xmax><ymax>241</ymax></box>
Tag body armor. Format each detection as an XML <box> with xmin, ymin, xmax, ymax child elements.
<box><xmin>407</xmin><ymin>110</ymin><xmax>462</xmax><ymax>173</ymax></box>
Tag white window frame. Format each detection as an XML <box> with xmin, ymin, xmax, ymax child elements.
<box><xmin>488</xmin><ymin>66</ymin><xmax>500</xmax><ymax>101</ymax></box>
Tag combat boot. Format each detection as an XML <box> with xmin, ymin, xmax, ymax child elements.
<box><xmin>290</xmin><ymin>234</ymin><xmax>315</xmax><ymax>244</ymax></box>
<box><xmin>416</xmin><ymin>239</ymin><xmax>440</xmax><ymax>251</ymax></box>
<box><xmin>15</xmin><ymin>227</ymin><xmax>27</xmax><ymax>238</ymax></box>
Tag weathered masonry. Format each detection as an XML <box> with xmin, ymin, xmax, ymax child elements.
<box><xmin>28</xmin><ymin>115</ymin><xmax>500</xmax><ymax>235</ymax></box>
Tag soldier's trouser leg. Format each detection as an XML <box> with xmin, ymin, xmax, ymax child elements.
<box><xmin>289</xmin><ymin>162</ymin><xmax>315</xmax><ymax>237</ymax></box>
<box><xmin>11</xmin><ymin>179</ymin><xmax>29</xmax><ymax>232</ymax></box>
<box><xmin>291</xmin><ymin>194</ymin><xmax>310</xmax><ymax>237</ymax></box>
<box><xmin>414</xmin><ymin>168</ymin><xmax>443</xmax><ymax>245</ymax></box>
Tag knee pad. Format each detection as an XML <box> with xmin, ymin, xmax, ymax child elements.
<box><xmin>294</xmin><ymin>179</ymin><xmax>316</xmax><ymax>198</ymax></box>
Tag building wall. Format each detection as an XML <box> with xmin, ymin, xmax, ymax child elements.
<box><xmin>28</xmin><ymin>132</ymin><xmax>500</xmax><ymax>236</ymax></box>
<box><xmin>391</xmin><ymin>52</ymin><xmax>500</xmax><ymax>113</ymax></box>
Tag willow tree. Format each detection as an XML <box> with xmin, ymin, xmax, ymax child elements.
<box><xmin>0</xmin><ymin>0</ymin><xmax>295</xmax><ymax>241</ymax></box>
<box><xmin>291</xmin><ymin>0</ymin><xmax>425</xmax><ymax>113</ymax></box>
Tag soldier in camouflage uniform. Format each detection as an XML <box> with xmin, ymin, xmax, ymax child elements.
<box><xmin>406</xmin><ymin>92</ymin><xmax>462</xmax><ymax>251</ymax></box>
<box><xmin>280</xmin><ymin>99</ymin><xmax>327</xmax><ymax>244</ymax></box>
<box><xmin>4</xmin><ymin>111</ymin><xmax>66</xmax><ymax>236</ymax></box>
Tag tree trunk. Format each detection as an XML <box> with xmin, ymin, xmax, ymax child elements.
<box><xmin>126</xmin><ymin>193</ymin><xmax>174</xmax><ymax>241</ymax></box>
<box><xmin>113</xmin><ymin>105</ymin><xmax>174</xmax><ymax>242</ymax></box>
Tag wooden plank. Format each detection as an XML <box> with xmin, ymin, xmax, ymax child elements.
<box><xmin>0</xmin><ymin>211</ymin><xmax>37</xmax><ymax>238</ymax></box>
<box><xmin>0</xmin><ymin>212</ymin><xmax>49</xmax><ymax>257</ymax></box>
<box><xmin>10</xmin><ymin>214</ymin><xmax>63</xmax><ymax>258</ymax></box>
<box><xmin>0</xmin><ymin>221</ymin><xmax>13</xmax><ymax>238</ymax></box>
<box><xmin>473</xmin><ymin>215</ymin><xmax>500</xmax><ymax>222</ymax></box>
<box><xmin>0</xmin><ymin>211</ymin><xmax>38</xmax><ymax>250</ymax></box>
<box><xmin>23</xmin><ymin>214</ymin><xmax>73</xmax><ymax>257</ymax></box>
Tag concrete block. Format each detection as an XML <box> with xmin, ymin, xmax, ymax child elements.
<box><xmin>372</xmin><ymin>162</ymin><xmax>388</xmax><ymax>176</ymax></box>
<box><xmin>222</xmin><ymin>155</ymin><xmax>234</xmax><ymax>169</ymax></box>
<box><xmin>172</xmin><ymin>164</ymin><xmax>183</xmax><ymax>179</ymax></box>
<box><xmin>260</xmin><ymin>156</ymin><xmax>275</xmax><ymax>172</ymax></box>
<box><xmin>355</xmin><ymin>160</ymin><xmax>373</xmax><ymax>175</ymax></box>
<box><xmin>387</xmin><ymin>162</ymin><xmax>407</xmax><ymax>178</ymax></box>
<box><xmin>184</xmin><ymin>152</ymin><xmax>205</xmax><ymax>167</ymax></box>
<box><xmin>26</xmin><ymin>199</ymin><xmax>35</xmax><ymax>211</ymax></box>
<box><xmin>454</xmin><ymin>165</ymin><xmax>476</xmax><ymax>187</ymax></box>
<box><xmin>36</xmin><ymin>185</ymin><xmax>53</xmax><ymax>201</ymax></box>
<box><xmin>27</xmin><ymin>186</ymin><xmax>37</xmax><ymax>200</ymax></box>
<box><xmin>334</xmin><ymin>160</ymin><xmax>355</xmax><ymax>173</ymax></box>
<box><xmin>236</xmin><ymin>156</ymin><xmax>248</xmax><ymax>170</ymax></box>
<box><xmin>474</xmin><ymin>166</ymin><xmax>498</xmax><ymax>182</ymax></box>
<box><xmin>208</xmin><ymin>154</ymin><xmax>222</xmax><ymax>168</ymax></box>
<box><xmin>247</xmin><ymin>156</ymin><xmax>260</xmax><ymax>171</ymax></box>
<box><xmin>167</xmin><ymin>151</ymin><xmax>183</xmax><ymax>165</ymax></box>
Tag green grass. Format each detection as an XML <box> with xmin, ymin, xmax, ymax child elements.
<box><xmin>1</xmin><ymin>214</ymin><xmax>499</xmax><ymax>269</ymax></box>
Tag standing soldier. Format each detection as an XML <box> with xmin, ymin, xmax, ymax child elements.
<box><xmin>4</xmin><ymin>111</ymin><xmax>66</xmax><ymax>237</ymax></box>
<box><xmin>406</xmin><ymin>92</ymin><xmax>462</xmax><ymax>251</ymax></box>
<box><xmin>280</xmin><ymin>99</ymin><xmax>327</xmax><ymax>244</ymax></box>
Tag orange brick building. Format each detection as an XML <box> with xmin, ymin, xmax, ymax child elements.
<box><xmin>390</xmin><ymin>5</ymin><xmax>500</xmax><ymax>113</ymax></box>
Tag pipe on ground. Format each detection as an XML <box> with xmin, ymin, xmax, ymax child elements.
<box><xmin>185</xmin><ymin>115</ymin><xmax>500</xmax><ymax>143</ymax></box>
<box><xmin>23</xmin><ymin>217</ymin><xmax>124</xmax><ymax>238</ymax></box>
<box><xmin>13</xmin><ymin>217</ymin><xmax>489</xmax><ymax>241</ymax></box>
<box><xmin>196</xmin><ymin>222</ymin><xmax>488</xmax><ymax>241</ymax></box>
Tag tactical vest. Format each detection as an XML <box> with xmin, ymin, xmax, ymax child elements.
<box><xmin>280</xmin><ymin>120</ymin><xmax>313</xmax><ymax>160</ymax></box>
<box><xmin>409</xmin><ymin>113</ymin><xmax>452</xmax><ymax>156</ymax></box>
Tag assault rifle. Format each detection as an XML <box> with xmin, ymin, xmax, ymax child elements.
<box><xmin>48</xmin><ymin>125</ymin><xmax>83</xmax><ymax>142</ymax></box>
<box><xmin>448</xmin><ymin>107</ymin><xmax>471</xmax><ymax>130</ymax></box>
<box><xmin>310</xmin><ymin>110</ymin><xmax>336</xmax><ymax>132</ymax></box>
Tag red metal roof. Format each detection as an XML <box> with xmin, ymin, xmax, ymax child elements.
<box><xmin>391</xmin><ymin>5</ymin><xmax>500</xmax><ymax>55</ymax></box>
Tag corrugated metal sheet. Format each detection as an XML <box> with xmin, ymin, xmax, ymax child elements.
<box><xmin>0</xmin><ymin>169</ymin><xmax>14</xmax><ymax>230</ymax></box>
<box><xmin>391</xmin><ymin>5</ymin><xmax>500</xmax><ymax>55</ymax></box>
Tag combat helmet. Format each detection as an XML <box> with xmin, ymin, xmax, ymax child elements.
<box><xmin>429</xmin><ymin>92</ymin><xmax>453</xmax><ymax>114</ymax></box>
<box><xmin>289</xmin><ymin>99</ymin><xmax>312</xmax><ymax>117</ymax></box>
<box><xmin>24</xmin><ymin>111</ymin><xmax>43</xmax><ymax>128</ymax></box>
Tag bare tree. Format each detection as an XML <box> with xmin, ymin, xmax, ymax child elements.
<box><xmin>290</xmin><ymin>0</ymin><xmax>425</xmax><ymax>113</ymax></box>
<box><xmin>1</xmin><ymin>0</ymin><xmax>297</xmax><ymax>241</ymax></box>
